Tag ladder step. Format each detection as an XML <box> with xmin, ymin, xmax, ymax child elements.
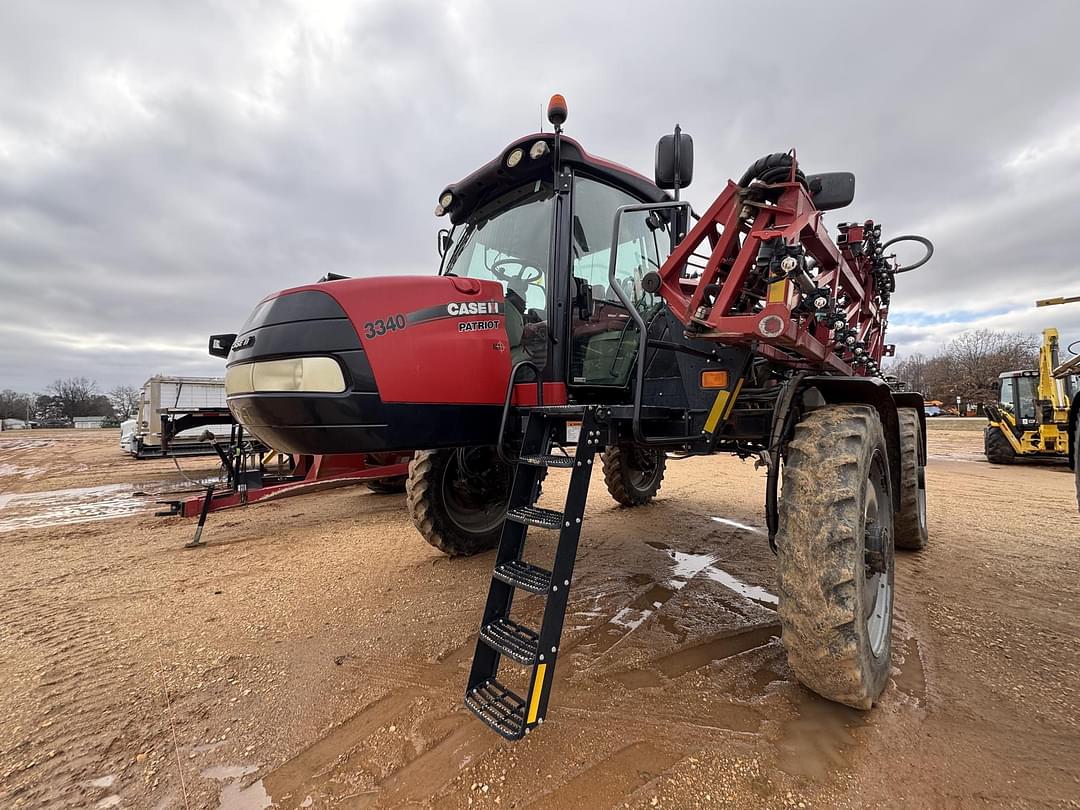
<box><xmin>506</xmin><ymin>505</ymin><xmax>564</xmax><ymax>530</ymax></box>
<box><xmin>519</xmin><ymin>453</ymin><xmax>575</xmax><ymax>468</ymax></box>
<box><xmin>465</xmin><ymin>678</ymin><xmax>526</xmax><ymax>740</ymax></box>
<box><xmin>479</xmin><ymin>617</ymin><xmax>539</xmax><ymax>664</ymax></box>
<box><xmin>493</xmin><ymin>560</ymin><xmax>552</xmax><ymax>594</ymax></box>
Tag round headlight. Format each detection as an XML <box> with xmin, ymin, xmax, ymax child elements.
<box><xmin>505</xmin><ymin>148</ymin><xmax>524</xmax><ymax>168</ymax></box>
<box><xmin>439</xmin><ymin>192</ymin><xmax>453</xmax><ymax>207</ymax></box>
<box><xmin>529</xmin><ymin>140</ymin><xmax>549</xmax><ymax>159</ymax></box>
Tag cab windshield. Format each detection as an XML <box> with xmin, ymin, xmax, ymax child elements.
<box><xmin>1000</xmin><ymin>375</ymin><xmax>1037</xmax><ymax>421</ymax></box>
<box><xmin>442</xmin><ymin>181</ymin><xmax>554</xmax><ymax>370</ymax></box>
<box><xmin>442</xmin><ymin>181</ymin><xmax>554</xmax><ymax>315</ymax></box>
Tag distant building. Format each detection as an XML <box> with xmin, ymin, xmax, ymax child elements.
<box><xmin>1</xmin><ymin>418</ymin><xmax>30</xmax><ymax>430</ymax></box>
<box><xmin>73</xmin><ymin>416</ymin><xmax>108</xmax><ymax>429</ymax></box>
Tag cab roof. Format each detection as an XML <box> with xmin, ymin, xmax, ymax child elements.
<box><xmin>438</xmin><ymin>133</ymin><xmax>669</xmax><ymax>225</ymax></box>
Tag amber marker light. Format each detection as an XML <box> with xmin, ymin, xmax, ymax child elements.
<box><xmin>700</xmin><ymin>370</ymin><xmax>729</xmax><ymax>389</ymax></box>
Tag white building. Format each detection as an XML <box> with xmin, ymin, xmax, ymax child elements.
<box><xmin>73</xmin><ymin>416</ymin><xmax>108</xmax><ymax>429</ymax></box>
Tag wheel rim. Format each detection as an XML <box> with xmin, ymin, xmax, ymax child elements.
<box><xmin>440</xmin><ymin>450</ymin><xmax>508</xmax><ymax>535</ymax></box>
<box><xmin>625</xmin><ymin>446</ymin><xmax>661</xmax><ymax>490</ymax></box>
<box><xmin>863</xmin><ymin>450</ymin><xmax>894</xmax><ymax>658</ymax></box>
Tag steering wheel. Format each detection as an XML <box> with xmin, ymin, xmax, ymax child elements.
<box><xmin>488</xmin><ymin>257</ymin><xmax>544</xmax><ymax>287</ymax></box>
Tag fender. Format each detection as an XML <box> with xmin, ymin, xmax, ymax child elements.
<box><xmin>801</xmin><ymin>375</ymin><xmax>911</xmax><ymax>511</ymax></box>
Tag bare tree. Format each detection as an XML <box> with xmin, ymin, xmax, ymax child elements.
<box><xmin>889</xmin><ymin>353</ymin><xmax>930</xmax><ymax>397</ymax></box>
<box><xmin>108</xmin><ymin>385</ymin><xmax>141</xmax><ymax>419</ymax></box>
<box><xmin>0</xmin><ymin>390</ymin><xmax>34</xmax><ymax>420</ymax></box>
<box><xmin>939</xmin><ymin>329</ymin><xmax>1039</xmax><ymax>403</ymax></box>
<box><xmin>47</xmin><ymin>377</ymin><xmax>102</xmax><ymax>419</ymax></box>
<box><xmin>887</xmin><ymin>330</ymin><xmax>1038</xmax><ymax>405</ymax></box>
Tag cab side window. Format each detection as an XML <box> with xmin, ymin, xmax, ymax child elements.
<box><xmin>569</xmin><ymin>176</ymin><xmax>672</xmax><ymax>386</ymax></box>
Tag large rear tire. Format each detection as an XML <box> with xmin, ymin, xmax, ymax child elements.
<box><xmin>406</xmin><ymin>448</ymin><xmax>510</xmax><ymax>557</ymax></box>
<box><xmin>602</xmin><ymin>445</ymin><xmax>666</xmax><ymax>506</ymax></box>
<box><xmin>984</xmin><ymin>426</ymin><xmax>1016</xmax><ymax>464</ymax></box>
<box><xmin>777</xmin><ymin>404</ymin><xmax>895</xmax><ymax>710</ymax></box>
<box><xmin>894</xmin><ymin>408</ymin><xmax>928</xmax><ymax>550</ymax></box>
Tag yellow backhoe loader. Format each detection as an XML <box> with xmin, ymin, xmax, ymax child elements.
<box><xmin>984</xmin><ymin>328</ymin><xmax>1077</xmax><ymax>466</ymax></box>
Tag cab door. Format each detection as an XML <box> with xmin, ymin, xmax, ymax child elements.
<box><xmin>567</xmin><ymin>175</ymin><xmax>673</xmax><ymax>387</ymax></box>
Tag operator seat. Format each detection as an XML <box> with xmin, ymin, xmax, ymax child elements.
<box><xmin>505</xmin><ymin>284</ymin><xmax>547</xmax><ymax>376</ymax></box>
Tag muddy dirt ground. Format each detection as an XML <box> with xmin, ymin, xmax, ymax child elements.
<box><xmin>1</xmin><ymin>424</ymin><xmax>1077</xmax><ymax>809</ymax></box>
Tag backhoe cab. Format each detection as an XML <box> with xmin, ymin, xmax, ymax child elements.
<box><xmin>218</xmin><ymin>95</ymin><xmax>935</xmax><ymax>737</ymax></box>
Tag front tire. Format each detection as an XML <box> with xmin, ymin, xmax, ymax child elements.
<box><xmin>894</xmin><ymin>408</ymin><xmax>928</xmax><ymax>550</ymax></box>
<box><xmin>602</xmin><ymin>445</ymin><xmax>666</xmax><ymax>506</ymax></box>
<box><xmin>984</xmin><ymin>426</ymin><xmax>1016</xmax><ymax>464</ymax></box>
<box><xmin>777</xmin><ymin>404</ymin><xmax>895</xmax><ymax>710</ymax></box>
<box><xmin>406</xmin><ymin>448</ymin><xmax>510</xmax><ymax>557</ymax></box>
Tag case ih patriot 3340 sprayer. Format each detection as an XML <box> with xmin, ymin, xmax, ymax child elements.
<box><xmin>213</xmin><ymin>96</ymin><xmax>933</xmax><ymax>739</ymax></box>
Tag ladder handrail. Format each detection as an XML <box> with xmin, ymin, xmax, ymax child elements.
<box><xmin>496</xmin><ymin>360</ymin><xmax>544</xmax><ymax>465</ymax></box>
<box><xmin>606</xmin><ymin>201</ymin><xmax>695</xmax><ymax>446</ymax></box>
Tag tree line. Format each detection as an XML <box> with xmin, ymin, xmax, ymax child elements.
<box><xmin>0</xmin><ymin>379</ymin><xmax>141</xmax><ymax>423</ymax></box>
<box><xmin>887</xmin><ymin>329</ymin><xmax>1039</xmax><ymax>405</ymax></box>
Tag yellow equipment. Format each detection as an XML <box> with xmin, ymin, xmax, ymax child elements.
<box><xmin>984</xmin><ymin>328</ymin><xmax>1078</xmax><ymax>464</ymax></box>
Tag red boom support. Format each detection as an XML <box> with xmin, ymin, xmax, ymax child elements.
<box><xmin>656</xmin><ymin>158</ymin><xmax>895</xmax><ymax>375</ymax></box>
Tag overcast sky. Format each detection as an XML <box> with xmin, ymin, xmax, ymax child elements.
<box><xmin>2</xmin><ymin>1</ymin><xmax>1079</xmax><ymax>393</ymax></box>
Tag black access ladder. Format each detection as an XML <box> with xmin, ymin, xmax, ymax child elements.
<box><xmin>464</xmin><ymin>405</ymin><xmax>603</xmax><ymax>739</ymax></box>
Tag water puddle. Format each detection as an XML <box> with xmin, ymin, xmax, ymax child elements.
<box><xmin>777</xmin><ymin>699</ymin><xmax>864</xmax><ymax>778</ymax></box>
<box><xmin>776</xmin><ymin>691</ymin><xmax>867</xmax><ymax>780</ymax></box>
<box><xmin>647</xmin><ymin>540</ymin><xmax>778</xmax><ymax>608</ymax></box>
<box><xmin>202</xmin><ymin>764</ymin><xmax>271</xmax><ymax>810</ymax></box>
<box><xmin>702</xmin><ymin>567</ymin><xmax>778</xmax><ymax>606</ymax></box>
<box><xmin>894</xmin><ymin>637</ymin><xmax>927</xmax><ymax>703</ymax></box>
<box><xmin>711</xmin><ymin>516</ymin><xmax>765</xmax><ymax>533</ymax></box>
<box><xmin>610</xmin><ymin>624</ymin><xmax>781</xmax><ymax>689</ymax></box>
<box><xmin>0</xmin><ymin>483</ymin><xmax>154</xmax><ymax>533</ymax></box>
<box><xmin>217</xmin><ymin>780</ymin><xmax>272</xmax><ymax>810</ymax></box>
<box><xmin>0</xmin><ymin>438</ymin><xmax>54</xmax><ymax>451</ymax></box>
<box><xmin>0</xmin><ymin>462</ymin><xmax>45</xmax><ymax>479</ymax></box>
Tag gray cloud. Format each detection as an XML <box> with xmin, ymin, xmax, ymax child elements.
<box><xmin>2</xmin><ymin>0</ymin><xmax>1080</xmax><ymax>392</ymax></box>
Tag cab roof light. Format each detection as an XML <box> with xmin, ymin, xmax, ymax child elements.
<box><xmin>547</xmin><ymin>93</ymin><xmax>567</xmax><ymax>130</ymax></box>
<box><xmin>435</xmin><ymin>191</ymin><xmax>453</xmax><ymax>217</ymax></box>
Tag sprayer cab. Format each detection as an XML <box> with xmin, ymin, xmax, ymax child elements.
<box><xmin>221</xmin><ymin>100</ymin><xmax>684</xmax><ymax>455</ymax></box>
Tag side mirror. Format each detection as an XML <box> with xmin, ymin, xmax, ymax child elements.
<box><xmin>208</xmin><ymin>333</ymin><xmax>236</xmax><ymax>359</ymax></box>
<box><xmin>807</xmin><ymin>172</ymin><xmax>855</xmax><ymax>211</ymax></box>
<box><xmin>655</xmin><ymin>128</ymin><xmax>694</xmax><ymax>191</ymax></box>
<box><xmin>438</xmin><ymin>228</ymin><xmax>452</xmax><ymax>258</ymax></box>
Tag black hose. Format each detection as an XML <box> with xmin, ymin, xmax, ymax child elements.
<box><xmin>738</xmin><ymin>153</ymin><xmax>807</xmax><ymax>189</ymax></box>
<box><xmin>882</xmin><ymin>235</ymin><xmax>934</xmax><ymax>273</ymax></box>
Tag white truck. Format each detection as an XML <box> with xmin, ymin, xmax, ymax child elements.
<box><xmin>127</xmin><ymin>375</ymin><xmax>232</xmax><ymax>458</ymax></box>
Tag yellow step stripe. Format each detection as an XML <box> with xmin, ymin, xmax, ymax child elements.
<box><xmin>704</xmin><ymin>377</ymin><xmax>744</xmax><ymax>434</ymax></box>
<box><xmin>526</xmin><ymin>663</ymin><xmax>547</xmax><ymax>724</ymax></box>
